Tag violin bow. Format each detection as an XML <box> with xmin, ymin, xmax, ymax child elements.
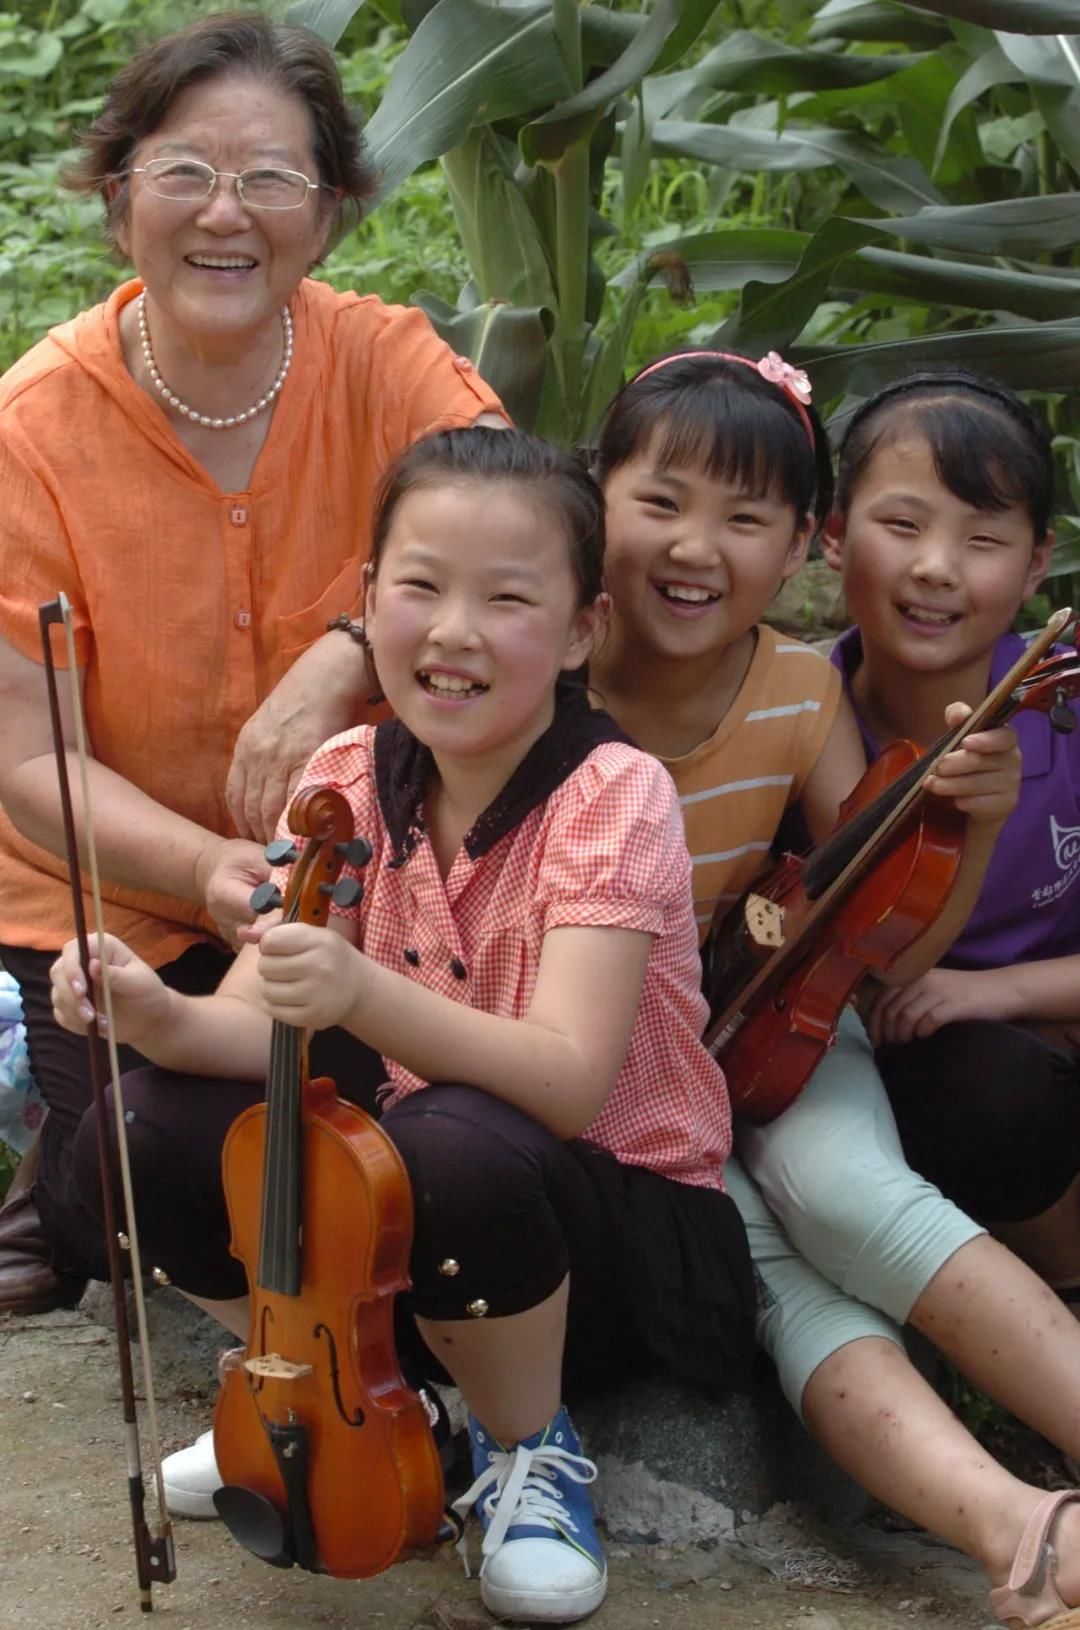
<box><xmin>39</xmin><ymin>594</ymin><xmax>176</xmax><ymax>1612</ymax></box>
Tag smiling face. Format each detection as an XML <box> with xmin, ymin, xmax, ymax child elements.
<box><xmin>602</xmin><ymin>438</ymin><xmax>811</xmax><ymax>664</ymax></box>
<box><xmin>365</xmin><ymin>478</ymin><xmax>603</xmax><ymax>784</ymax></box>
<box><xmin>824</xmin><ymin>433</ymin><xmax>1051</xmax><ymax>680</ymax></box>
<box><xmin>114</xmin><ymin>72</ymin><xmax>334</xmax><ymax>354</ymax></box>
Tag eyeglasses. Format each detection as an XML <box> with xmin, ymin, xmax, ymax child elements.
<box><xmin>128</xmin><ymin>157</ymin><xmax>321</xmax><ymax>211</ymax></box>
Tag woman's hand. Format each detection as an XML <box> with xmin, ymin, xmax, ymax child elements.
<box><xmin>226</xmin><ymin>637</ymin><xmax>371</xmax><ymax>842</ymax></box>
<box><xmin>925</xmin><ymin>704</ymin><xmax>1021</xmax><ymax>826</ymax></box>
<box><xmin>194</xmin><ymin>836</ymin><xmax>272</xmax><ymax>946</ymax></box>
<box><xmin>865</xmin><ymin>966</ymin><xmax>1019</xmax><ymax>1045</ymax></box>
<box><xmin>253</xmin><ymin>922</ymin><xmax>368</xmax><ymax>1031</ymax></box>
<box><xmin>50</xmin><ymin>934</ymin><xmax>172</xmax><ymax>1045</ymax></box>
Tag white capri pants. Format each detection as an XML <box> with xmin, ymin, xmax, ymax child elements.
<box><xmin>726</xmin><ymin>1009</ymin><xmax>984</xmax><ymax>1414</ymax></box>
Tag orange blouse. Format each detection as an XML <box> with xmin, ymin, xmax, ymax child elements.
<box><xmin>0</xmin><ymin>276</ymin><xmax>502</xmax><ymax>965</ymax></box>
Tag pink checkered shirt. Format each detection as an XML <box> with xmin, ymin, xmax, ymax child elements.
<box><xmin>282</xmin><ymin>729</ymin><xmax>733</xmax><ymax>1190</ymax></box>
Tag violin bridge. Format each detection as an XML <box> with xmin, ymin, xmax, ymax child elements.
<box><xmin>745</xmin><ymin>893</ymin><xmax>785</xmax><ymax>949</ymax></box>
<box><xmin>243</xmin><ymin>1353</ymin><xmax>315</xmax><ymax>1381</ymax></box>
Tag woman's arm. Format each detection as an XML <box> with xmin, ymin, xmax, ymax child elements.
<box><xmin>250</xmin><ymin>917</ymin><xmax>653</xmax><ymax>1139</ymax></box>
<box><xmin>0</xmin><ymin>635</ymin><xmax>268</xmax><ymax>944</ymax></box>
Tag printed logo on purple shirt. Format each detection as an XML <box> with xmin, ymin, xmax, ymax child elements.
<box><xmin>1033</xmin><ymin>815</ymin><xmax>1080</xmax><ymax>908</ymax></box>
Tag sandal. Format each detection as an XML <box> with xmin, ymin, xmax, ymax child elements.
<box><xmin>991</xmin><ymin>1491</ymin><xmax>1080</xmax><ymax>1627</ymax></box>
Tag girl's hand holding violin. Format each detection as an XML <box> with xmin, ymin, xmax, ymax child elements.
<box><xmin>923</xmin><ymin>702</ymin><xmax>1021</xmax><ymax>826</ymax></box>
<box><xmin>244</xmin><ymin>920</ymin><xmax>368</xmax><ymax>1032</ymax></box>
<box><xmin>50</xmin><ymin>933</ymin><xmax>173</xmax><ymax>1046</ymax></box>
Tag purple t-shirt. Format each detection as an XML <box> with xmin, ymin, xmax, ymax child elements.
<box><xmin>832</xmin><ymin>627</ymin><xmax>1080</xmax><ymax>971</ymax></box>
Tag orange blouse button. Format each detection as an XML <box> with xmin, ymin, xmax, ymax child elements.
<box><xmin>452</xmin><ymin>356</ymin><xmax>473</xmax><ymax>373</ymax></box>
<box><xmin>233</xmin><ymin>610</ymin><xmax>252</xmax><ymax>630</ymax></box>
<box><xmin>229</xmin><ymin>504</ymin><xmax>249</xmax><ymax>526</ymax></box>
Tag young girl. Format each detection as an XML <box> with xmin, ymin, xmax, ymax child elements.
<box><xmin>823</xmin><ymin>371</ymin><xmax>1080</xmax><ymax>1306</ymax></box>
<box><xmin>590</xmin><ymin>352</ymin><xmax>1080</xmax><ymax>1629</ymax></box>
<box><xmin>50</xmin><ymin>427</ymin><xmax>756</xmax><ymax>1626</ymax></box>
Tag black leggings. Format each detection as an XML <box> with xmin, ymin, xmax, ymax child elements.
<box><xmin>878</xmin><ymin>1020</ymin><xmax>1080</xmax><ymax>1224</ymax></box>
<box><xmin>1</xmin><ymin>942</ymin><xmax>386</xmax><ymax>1280</ymax></box>
<box><xmin>73</xmin><ymin>1075</ymin><xmax>660</xmax><ymax>1397</ymax></box>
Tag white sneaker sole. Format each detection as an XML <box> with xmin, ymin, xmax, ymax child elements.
<box><xmin>157</xmin><ymin>1478</ymin><xmax>221</xmax><ymax>1520</ymax></box>
<box><xmin>481</xmin><ymin>1567</ymin><xmax>608</xmax><ymax>1623</ymax></box>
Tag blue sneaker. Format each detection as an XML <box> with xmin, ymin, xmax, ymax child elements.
<box><xmin>452</xmin><ymin>1404</ymin><xmax>607</xmax><ymax>1623</ymax></box>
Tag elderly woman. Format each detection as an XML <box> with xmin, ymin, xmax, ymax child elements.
<box><xmin>0</xmin><ymin>11</ymin><xmax>504</xmax><ymax>1314</ymax></box>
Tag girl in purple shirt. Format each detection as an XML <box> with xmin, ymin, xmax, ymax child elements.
<box><xmin>823</xmin><ymin>371</ymin><xmax>1080</xmax><ymax>1313</ymax></box>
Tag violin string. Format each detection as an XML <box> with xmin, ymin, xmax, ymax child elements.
<box><xmin>58</xmin><ymin>599</ymin><xmax>171</xmax><ymax>1532</ymax></box>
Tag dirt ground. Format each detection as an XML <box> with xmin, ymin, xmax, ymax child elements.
<box><xmin>0</xmin><ymin>1305</ymin><xmax>1003</xmax><ymax>1630</ymax></box>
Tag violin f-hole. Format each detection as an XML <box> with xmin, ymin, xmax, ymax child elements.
<box><xmin>313</xmin><ymin>1323</ymin><xmax>366</xmax><ymax>1428</ymax></box>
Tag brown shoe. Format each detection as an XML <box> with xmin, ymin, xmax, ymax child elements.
<box><xmin>0</xmin><ymin>1184</ymin><xmax>85</xmax><ymax>1315</ymax></box>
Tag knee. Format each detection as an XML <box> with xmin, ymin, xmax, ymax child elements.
<box><xmin>383</xmin><ymin>1084</ymin><xmax>547</xmax><ymax>1226</ymax></box>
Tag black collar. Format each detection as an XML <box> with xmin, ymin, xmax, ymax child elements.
<box><xmin>374</xmin><ymin>676</ymin><xmax>631</xmax><ymax>868</ymax></box>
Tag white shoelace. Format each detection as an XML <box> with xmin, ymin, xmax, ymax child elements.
<box><xmin>452</xmin><ymin>1439</ymin><xmax>599</xmax><ymax>1572</ymax></box>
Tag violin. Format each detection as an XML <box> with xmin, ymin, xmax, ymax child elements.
<box><xmin>212</xmin><ymin>785</ymin><xmax>450</xmax><ymax>1576</ymax></box>
<box><xmin>702</xmin><ymin>610</ymin><xmax>1080</xmax><ymax>1125</ymax></box>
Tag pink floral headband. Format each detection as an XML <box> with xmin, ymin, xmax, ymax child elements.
<box><xmin>632</xmin><ymin>349</ymin><xmax>815</xmax><ymax>449</ymax></box>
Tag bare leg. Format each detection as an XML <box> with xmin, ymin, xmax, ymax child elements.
<box><xmin>803</xmin><ymin>1337</ymin><xmax>1080</xmax><ymax>1599</ymax></box>
<box><xmin>417</xmin><ymin>1276</ymin><xmax>569</xmax><ymax>1445</ymax></box>
<box><xmin>908</xmin><ymin>1234</ymin><xmax>1080</xmax><ymax>1457</ymax></box>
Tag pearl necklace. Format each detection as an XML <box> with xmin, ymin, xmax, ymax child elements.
<box><xmin>137</xmin><ymin>291</ymin><xmax>293</xmax><ymax>429</ymax></box>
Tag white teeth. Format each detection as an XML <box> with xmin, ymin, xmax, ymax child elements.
<box><xmin>188</xmin><ymin>255</ymin><xmax>256</xmax><ymax>269</ymax></box>
<box><xmin>660</xmin><ymin>584</ymin><xmax>717</xmax><ymax>603</ymax></box>
<box><xmin>904</xmin><ymin>606</ymin><xmax>957</xmax><ymax>625</ymax></box>
<box><xmin>420</xmin><ymin>671</ymin><xmax>486</xmax><ymax>694</ymax></box>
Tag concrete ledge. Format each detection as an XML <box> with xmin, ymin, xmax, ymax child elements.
<box><xmin>81</xmin><ymin>1281</ymin><xmax>870</xmax><ymax>1544</ymax></box>
<box><xmin>576</xmin><ymin>1376</ymin><xmax>871</xmax><ymax>1542</ymax></box>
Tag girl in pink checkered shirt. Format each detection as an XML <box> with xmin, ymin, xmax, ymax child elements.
<box><xmin>592</xmin><ymin>351</ymin><xmax>1080</xmax><ymax>1627</ymax></box>
<box><xmin>51</xmin><ymin>427</ymin><xmax>756</xmax><ymax>1624</ymax></box>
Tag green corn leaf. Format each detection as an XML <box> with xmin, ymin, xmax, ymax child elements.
<box><xmin>931</xmin><ymin>44</ymin><xmax>1024</xmax><ymax>174</ymax></box>
<box><xmin>440</xmin><ymin>129</ymin><xmax>557</xmax><ymax>311</ymax></box>
<box><xmin>617</xmin><ymin>228</ymin><xmax>1080</xmax><ymax>321</ymax></box>
<box><xmin>365</xmin><ymin>0</ymin><xmax>572</xmax><ymax>200</ymax></box>
<box><xmin>995</xmin><ymin>31</ymin><xmax>1080</xmax><ymax>87</ymax></box>
<box><xmin>521</xmin><ymin>0</ymin><xmax>723</xmax><ymax>167</ymax></box>
<box><xmin>909</xmin><ymin>0</ymin><xmax>1080</xmax><ymax>31</ymax></box>
<box><xmin>651</xmin><ymin>121</ymin><xmax>944</xmax><ymax>212</ymax></box>
<box><xmin>798</xmin><ymin>322</ymin><xmax>1080</xmax><ymax>401</ymax></box>
<box><xmin>1034</xmin><ymin>83</ymin><xmax>1080</xmax><ymax>172</ymax></box>
<box><xmin>854</xmin><ymin>193</ymin><xmax>1080</xmax><ymax>255</ymax></box>
<box><xmin>844</xmin><ymin>247</ymin><xmax>1080</xmax><ymax>321</ymax></box>
<box><xmin>808</xmin><ymin>1</ymin><xmax>952</xmax><ymax>46</ymax></box>
<box><xmin>681</xmin><ymin>32</ymin><xmax>926</xmax><ymax>95</ymax></box>
<box><xmin>713</xmin><ymin>217</ymin><xmax>885</xmax><ymax>354</ymax></box>
<box><xmin>410</xmin><ymin>293</ymin><xmax>555</xmax><ymax>431</ymax></box>
<box><xmin>612</xmin><ymin>227</ymin><xmax>810</xmax><ymax>291</ymax></box>
<box><xmin>284</xmin><ymin>0</ymin><xmax>367</xmax><ymax>45</ymax></box>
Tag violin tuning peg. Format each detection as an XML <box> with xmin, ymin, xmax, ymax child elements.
<box><xmin>336</xmin><ymin>837</ymin><xmax>373</xmax><ymax>870</ymax></box>
<box><xmin>265</xmin><ymin>839</ymin><xmax>299</xmax><ymax>866</ymax></box>
<box><xmin>250</xmin><ymin>881</ymin><xmax>284</xmax><ymax>914</ymax></box>
<box><xmin>321</xmin><ymin>877</ymin><xmax>364</xmax><ymax>909</ymax></box>
<box><xmin>1051</xmin><ymin>701</ymin><xmax>1077</xmax><ymax>735</ymax></box>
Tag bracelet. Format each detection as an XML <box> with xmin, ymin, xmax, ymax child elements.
<box><xmin>326</xmin><ymin>613</ymin><xmax>369</xmax><ymax>648</ymax></box>
<box><xmin>326</xmin><ymin>613</ymin><xmax>384</xmax><ymax>705</ymax></box>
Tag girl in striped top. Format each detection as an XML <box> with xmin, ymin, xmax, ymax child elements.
<box><xmin>591</xmin><ymin>352</ymin><xmax>1080</xmax><ymax>1627</ymax></box>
